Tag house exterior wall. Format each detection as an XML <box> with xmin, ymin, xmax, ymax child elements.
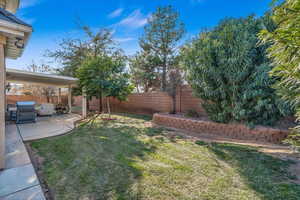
<box><xmin>0</xmin><ymin>0</ymin><xmax>5</xmax><ymax>9</ymax></box>
<box><xmin>0</xmin><ymin>0</ymin><xmax>31</xmax><ymax>170</ymax></box>
<box><xmin>0</xmin><ymin>35</ymin><xmax>6</xmax><ymax>169</ymax></box>
<box><xmin>0</xmin><ymin>0</ymin><xmax>19</xmax><ymax>13</ymax></box>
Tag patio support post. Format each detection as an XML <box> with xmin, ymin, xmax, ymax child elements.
<box><xmin>68</xmin><ymin>85</ymin><xmax>72</xmax><ymax>113</ymax></box>
<box><xmin>0</xmin><ymin>35</ymin><xmax>6</xmax><ymax>170</ymax></box>
<box><xmin>82</xmin><ymin>88</ymin><xmax>87</xmax><ymax>118</ymax></box>
<box><xmin>58</xmin><ymin>88</ymin><xmax>61</xmax><ymax>104</ymax></box>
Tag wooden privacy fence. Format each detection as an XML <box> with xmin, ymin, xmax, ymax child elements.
<box><xmin>6</xmin><ymin>95</ymin><xmax>68</xmax><ymax>105</ymax></box>
<box><xmin>73</xmin><ymin>86</ymin><xmax>207</xmax><ymax>115</ymax></box>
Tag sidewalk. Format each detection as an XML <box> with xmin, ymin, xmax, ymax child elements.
<box><xmin>0</xmin><ymin>124</ymin><xmax>45</xmax><ymax>200</ymax></box>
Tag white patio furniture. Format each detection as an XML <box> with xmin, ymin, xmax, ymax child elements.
<box><xmin>36</xmin><ymin>103</ymin><xmax>56</xmax><ymax>116</ymax></box>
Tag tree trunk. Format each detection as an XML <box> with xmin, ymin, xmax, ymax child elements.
<box><xmin>162</xmin><ymin>64</ymin><xmax>167</xmax><ymax>91</ymax></box>
<box><xmin>106</xmin><ymin>97</ymin><xmax>111</xmax><ymax>118</ymax></box>
<box><xmin>172</xmin><ymin>94</ymin><xmax>176</xmax><ymax>114</ymax></box>
<box><xmin>99</xmin><ymin>97</ymin><xmax>103</xmax><ymax>113</ymax></box>
<box><xmin>161</xmin><ymin>54</ymin><xmax>167</xmax><ymax>91</ymax></box>
<box><xmin>98</xmin><ymin>91</ymin><xmax>103</xmax><ymax>113</ymax></box>
<box><xmin>87</xmin><ymin>99</ymin><xmax>89</xmax><ymax>112</ymax></box>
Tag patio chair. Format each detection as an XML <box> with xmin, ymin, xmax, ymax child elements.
<box><xmin>7</xmin><ymin>104</ymin><xmax>17</xmax><ymax>121</ymax></box>
<box><xmin>55</xmin><ymin>103</ymin><xmax>69</xmax><ymax>115</ymax></box>
<box><xmin>36</xmin><ymin>103</ymin><xmax>56</xmax><ymax>116</ymax></box>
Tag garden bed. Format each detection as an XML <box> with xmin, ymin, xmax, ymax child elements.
<box><xmin>153</xmin><ymin>113</ymin><xmax>291</xmax><ymax>144</ymax></box>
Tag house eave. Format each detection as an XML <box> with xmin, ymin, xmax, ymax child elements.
<box><xmin>0</xmin><ymin>18</ymin><xmax>32</xmax><ymax>59</ymax></box>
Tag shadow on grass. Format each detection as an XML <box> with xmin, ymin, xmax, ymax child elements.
<box><xmin>204</xmin><ymin>142</ymin><xmax>300</xmax><ymax>200</ymax></box>
<box><xmin>113</xmin><ymin>113</ymin><xmax>152</xmax><ymax>121</ymax></box>
<box><xmin>31</xmin><ymin>116</ymin><xmax>161</xmax><ymax>200</ymax></box>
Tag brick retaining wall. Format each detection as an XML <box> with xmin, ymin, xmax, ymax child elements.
<box><xmin>153</xmin><ymin>113</ymin><xmax>290</xmax><ymax>144</ymax></box>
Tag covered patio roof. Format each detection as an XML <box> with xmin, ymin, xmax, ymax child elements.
<box><xmin>6</xmin><ymin>68</ymin><xmax>78</xmax><ymax>87</ymax></box>
<box><xmin>5</xmin><ymin>68</ymin><xmax>87</xmax><ymax>118</ymax></box>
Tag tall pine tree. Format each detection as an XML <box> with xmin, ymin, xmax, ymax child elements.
<box><xmin>139</xmin><ymin>5</ymin><xmax>185</xmax><ymax>91</ymax></box>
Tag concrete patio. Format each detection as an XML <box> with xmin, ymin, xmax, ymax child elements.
<box><xmin>0</xmin><ymin>114</ymin><xmax>81</xmax><ymax>200</ymax></box>
<box><xmin>18</xmin><ymin>113</ymin><xmax>81</xmax><ymax>141</ymax></box>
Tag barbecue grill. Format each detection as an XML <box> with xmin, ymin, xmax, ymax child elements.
<box><xmin>16</xmin><ymin>101</ymin><xmax>37</xmax><ymax>124</ymax></box>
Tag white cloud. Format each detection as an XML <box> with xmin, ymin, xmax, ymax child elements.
<box><xmin>115</xmin><ymin>37</ymin><xmax>135</xmax><ymax>43</ymax></box>
<box><xmin>20</xmin><ymin>0</ymin><xmax>41</xmax><ymax>9</ymax></box>
<box><xmin>117</xmin><ymin>9</ymin><xmax>148</xmax><ymax>29</ymax></box>
<box><xmin>108</xmin><ymin>8</ymin><xmax>124</xmax><ymax>18</ymax></box>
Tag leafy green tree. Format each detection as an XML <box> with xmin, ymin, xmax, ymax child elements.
<box><xmin>140</xmin><ymin>5</ymin><xmax>185</xmax><ymax>91</ymax></box>
<box><xmin>49</xmin><ymin>26</ymin><xmax>120</xmax><ymax>111</ymax></box>
<box><xmin>76</xmin><ymin>55</ymin><xmax>133</xmax><ymax>116</ymax></box>
<box><xmin>48</xmin><ymin>38</ymin><xmax>88</xmax><ymax>77</ymax></box>
<box><xmin>48</xmin><ymin>27</ymin><xmax>116</xmax><ymax>77</ymax></box>
<box><xmin>181</xmin><ymin>16</ymin><xmax>290</xmax><ymax>126</ymax></box>
<box><xmin>259</xmin><ymin>0</ymin><xmax>300</xmax><ymax>148</ymax></box>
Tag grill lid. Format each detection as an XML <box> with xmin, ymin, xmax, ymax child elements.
<box><xmin>16</xmin><ymin>101</ymin><xmax>36</xmax><ymax>106</ymax></box>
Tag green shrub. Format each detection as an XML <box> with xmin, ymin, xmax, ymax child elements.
<box><xmin>180</xmin><ymin>16</ymin><xmax>291</xmax><ymax>126</ymax></box>
<box><xmin>195</xmin><ymin>140</ymin><xmax>208</xmax><ymax>146</ymax></box>
<box><xmin>184</xmin><ymin>110</ymin><xmax>200</xmax><ymax>118</ymax></box>
<box><xmin>259</xmin><ymin>0</ymin><xmax>300</xmax><ymax>149</ymax></box>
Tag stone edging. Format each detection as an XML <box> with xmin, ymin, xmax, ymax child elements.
<box><xmin>153</xmin><ymin>113</ymin><xmax>290</xmax><ymax>144</ymax></box>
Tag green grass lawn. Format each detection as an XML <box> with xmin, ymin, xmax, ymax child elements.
<box><xmin>30</xmin><ymin>113</ymin><xmax>300</xmax><ymax>200</ymax></box>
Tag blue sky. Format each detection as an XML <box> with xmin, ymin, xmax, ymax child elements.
<box><xmin>7</xmin><ymin>0</ymin><xmax>272</xmax><ymax>70</ymax></box>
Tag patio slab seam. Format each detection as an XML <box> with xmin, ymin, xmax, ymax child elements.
<box><xmin>0</xmin><ymin>178</ymin><xmax>40</xmax><ymax>198</ymax></box>
<box><xmin>0</xmin><ymin>162</ymin><xmax>44</xmax><ymax>199</ymax></box>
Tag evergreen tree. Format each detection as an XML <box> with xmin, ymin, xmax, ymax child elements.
<box><xmin>129</xmin><ymin>50</ymin><xmax>161</xmax><ymax>92</ymax></box>
<box><xmin>140</xmin><ymin>5</ymin><xmax>185</xmax><ymax>91</ymax></box>
<box><xmin>181</xmin><ymin>16</ymin><xmax>290</xmax><ymax>126</ymax></box>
